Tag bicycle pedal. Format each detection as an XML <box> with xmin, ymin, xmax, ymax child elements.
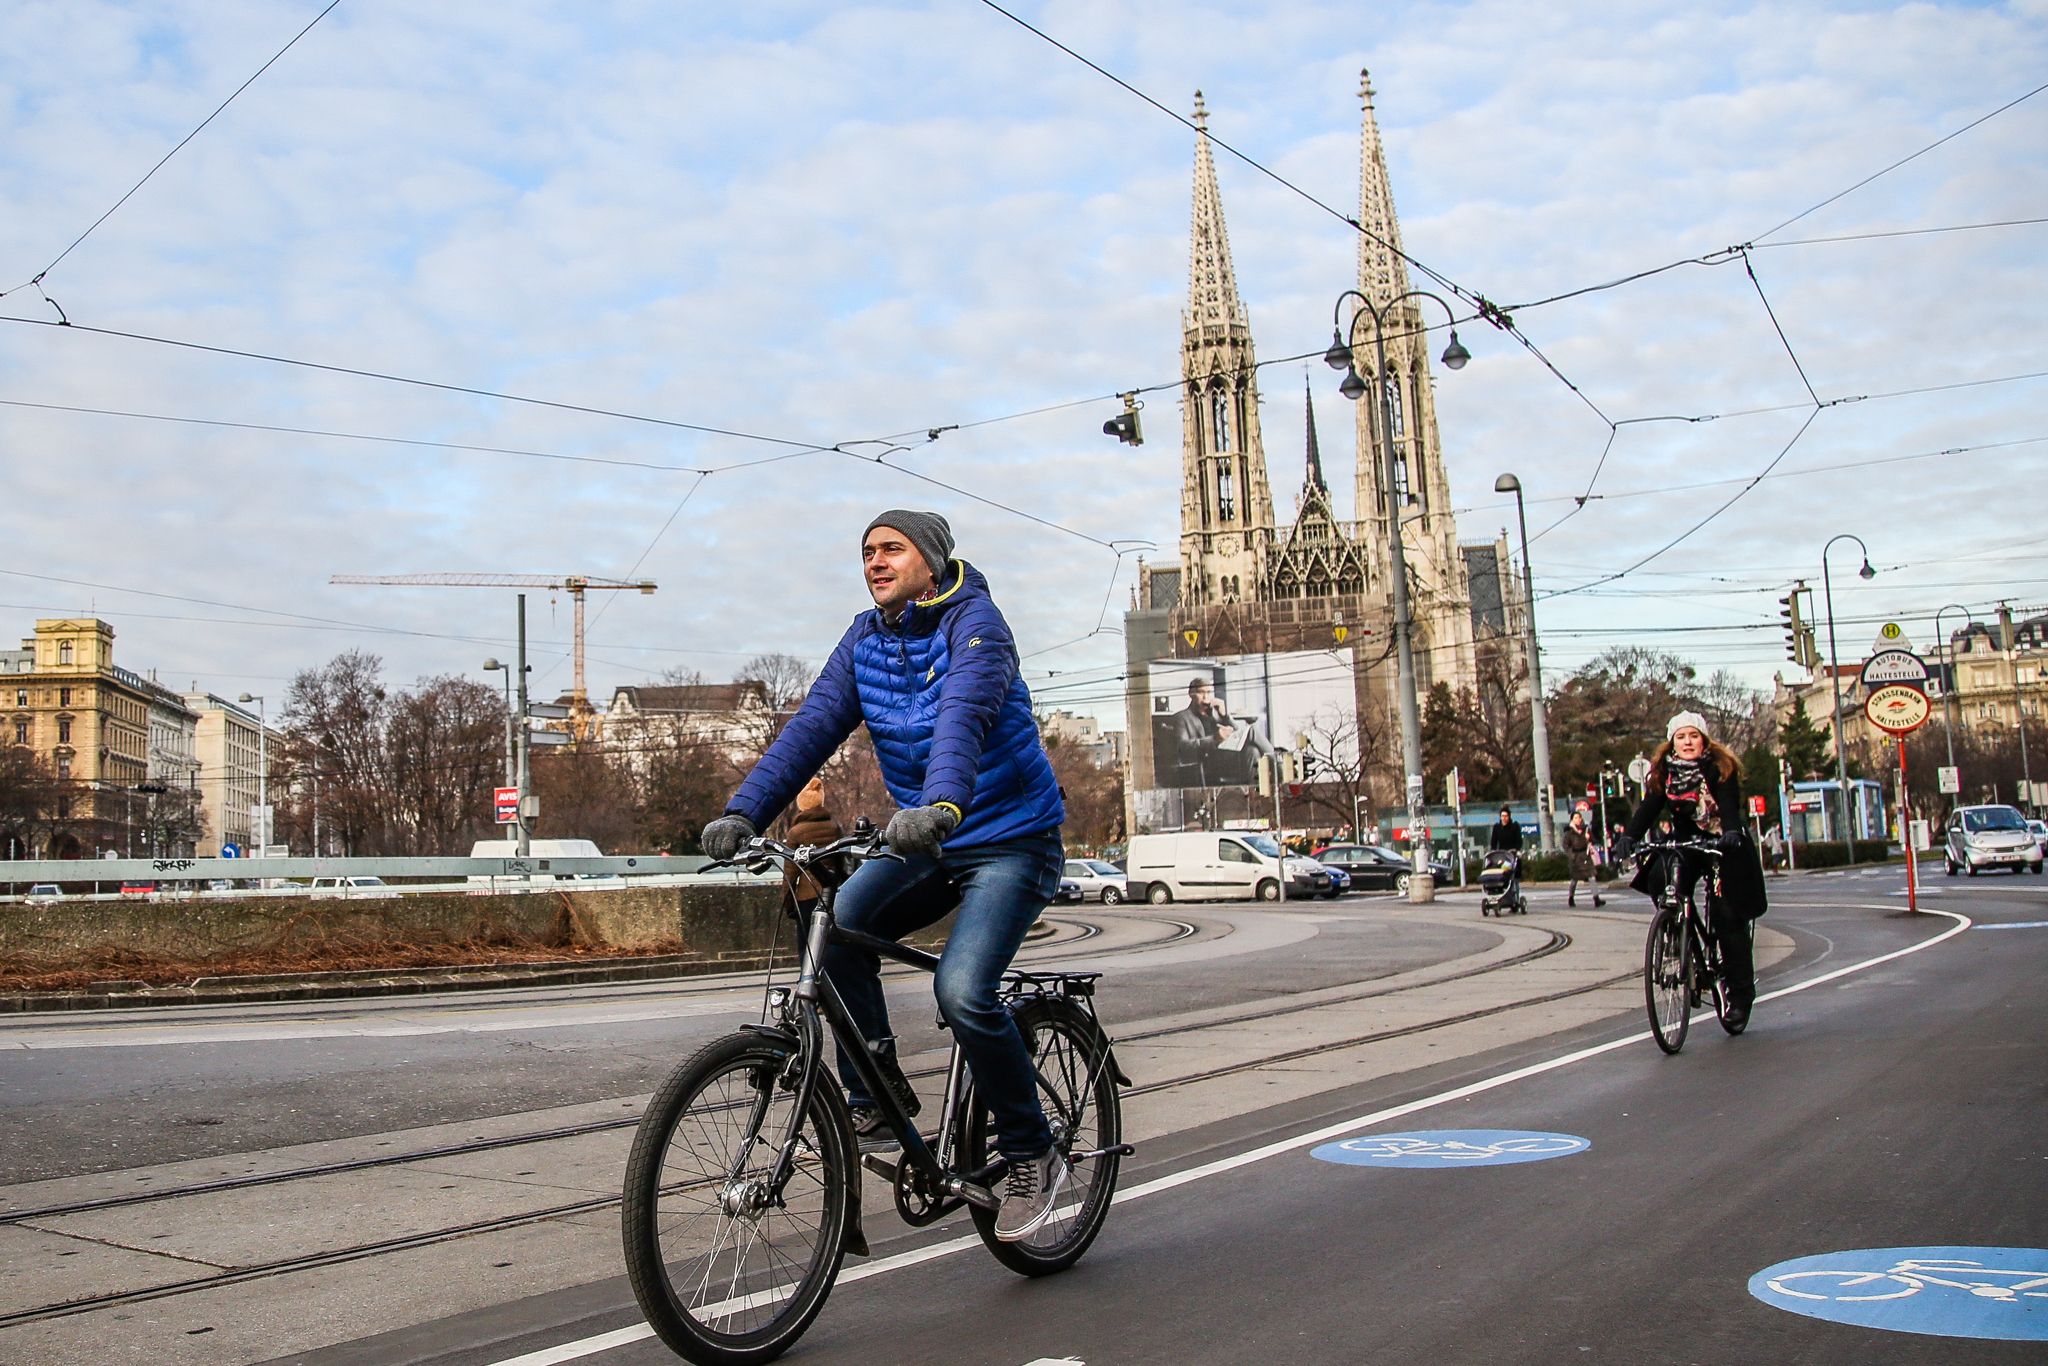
<box><xmin>860</xmin><ymin>1152</ymin><xmax>901</xmax><ymax>1182</ymax></box>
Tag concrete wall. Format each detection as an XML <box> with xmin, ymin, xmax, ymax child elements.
<box><xmin>0</xmin><ymin>882</ymin><xmax>809</xmax><ymax>972</ymax></box>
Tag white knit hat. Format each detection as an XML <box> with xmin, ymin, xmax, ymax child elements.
<box><xmin>1666</xmin><ymin>710</ymin><xmax>1711</xmax><ymax>740</ymax></box>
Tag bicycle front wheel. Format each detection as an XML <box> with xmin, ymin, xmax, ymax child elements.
<box><xmin>965</xmin><ymin>997</ymin><xmax>1123</xmax><ymax>1276</ymax></box>
<box><xmin>622</xmin><ymin>1033</ymin><xmax>850</xmax><ymax>1366</ymax></box>
<box><xmin>1644</xmin><ymin>905</ymin><xmax>1691</xmax><ymax>1054</ymax></box>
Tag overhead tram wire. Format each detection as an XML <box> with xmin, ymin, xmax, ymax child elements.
<box><xmin>0</xmin><ymin>317</ymin><xmax>825</xmax><ymax>453</ymax></box>
<box><xmin>0</xmin><ymin>0</ymin><xmax>347</xmax><ymax>302</ymax></box>
<box><xmin>1752</xmin><ymin>78</ymin><xmax>2048</xmax><ymax>245</ymax></box>
<box><xmin>971</xmin><ymin>0</ymin><xmax>1477</xmax><ymax>310</ymax></box>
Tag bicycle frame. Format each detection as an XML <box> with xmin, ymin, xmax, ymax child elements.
<box><xmin>745</xmin><ymin>843</ymin><xmax>1127</xmax><ymax>1226</ymax></box>
<box><xmin>1648</xmin><ymin>840</ymin><xmax>1723</xmax><ymax>973</ymax></box>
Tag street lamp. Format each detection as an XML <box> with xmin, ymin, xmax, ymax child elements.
<box><xmin>483</xmin><ymin>658</ymin><xmax>515</xmax><ymax>785</ymax></box>
<box><xmin>1932</xmin><ymin>603</ymin><xmax>1976</xmax><ymax>783</ymax></box>
<box><xmin>1997</xmin><ymin>603</ymin><xmax>2035</xmax><ymax>812</ymax></box>
<box><xmin>1819</xmin><ymin>536</ymin><xmax>1874</xmax><ymax>842</ymax></box>
<box><xmin>1328</xmin><ymin>287</ymin><xmax>1470</xmax><ymax>902</ymax></box>
<box><xmin>1494</xmin><ymin>472</ymin><xmax>1555</xmax><ymax>853</ymax></box>
<box><xmin>237</xmin><ymin>692</ymin><xmax>267</xmax><ymax>854</ymax></box>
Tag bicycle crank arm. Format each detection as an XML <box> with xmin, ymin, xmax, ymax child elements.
<box><xmin>1068</xmin><ymin>1142</ymin><xmax>1135</xmax><ymax>1164</ymax></box>
<box><xmin>947</xmin><ymin>1177</ymin><xmax>997</xmax><ymax>1211</ymax></box>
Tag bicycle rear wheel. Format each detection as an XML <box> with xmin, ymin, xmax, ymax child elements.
<box><xmin>965</xmin><ymin>997</ymin><xmax>1123</xmax><ymax>1275</ymax></box>
<box><xmin>1644</xmin><ymin>905</ymin><xmax>1691</xmax><ymax>1054</ymax></box>
<box><xmin>622</xmin><ymin>1033</ymin><xmax>850</xmax><ymax>1366</ymax></box>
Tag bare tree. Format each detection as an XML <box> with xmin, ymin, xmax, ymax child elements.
<box><xmin>282</xmin><ymin>651</ymin><xmax>392</xmax><ymax>855</ymax></box>
<box><xmin>386</xmin><ymin>675</ymin><xmax>505</xmax><ymax>854</ymax></box>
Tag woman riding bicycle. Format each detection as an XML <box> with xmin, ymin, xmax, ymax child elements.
<box><xmin>1618</xmin><ymin>711</ymin><xmax>1767</xmax><ymax>1030</ymax></box>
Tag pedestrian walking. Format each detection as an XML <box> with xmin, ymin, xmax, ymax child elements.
<box><xmin>1563</xmin><ymin>809</ymin><xmax>1603</xmax><ymax>906</ymax></box>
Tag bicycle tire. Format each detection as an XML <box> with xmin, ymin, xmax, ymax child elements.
<box><xmin>964</xmin><ymin>997</ymin><xmax>1123</xmax><ymax>1276</ymax></box>
<box><xmin>1644</xmin><ymin>905</ymin><xmax>1691</xmax><ymax>1054</ymax></box>
<box><xmin>622</xmin><ymin>1033</ymin><xmax>850</xmax><ymax>1366</ymax></box>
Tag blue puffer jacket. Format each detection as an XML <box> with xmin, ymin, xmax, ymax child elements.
<box><xmin>727</xmin><ymin>560</ymin><xmax>1065</xmax><ymax>849</ymax></box>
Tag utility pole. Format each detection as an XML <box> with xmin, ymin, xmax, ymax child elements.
<box><xmin>515</xmin><ymin>594</ymin><xmax>532</xmax><ymax>858</ymax></box>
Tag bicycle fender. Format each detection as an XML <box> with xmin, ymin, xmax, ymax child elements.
<box><xmin>808</xmin><ymin>1075</ymin><xmax>871</xmax><ymax>1259</ymax></box>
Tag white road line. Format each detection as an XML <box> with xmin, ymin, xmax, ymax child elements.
<box><xmin>485</xmin><ymin>905</ymin><xmax>1972</xmax><ymax>1366</ymax></box>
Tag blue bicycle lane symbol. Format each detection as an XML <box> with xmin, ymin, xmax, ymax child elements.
<box><xmin>1751</xmin><ymin>1247</ymin><xmax>2048</xmax><ymax>1341</ymax></box>
<box><xmin>1311</xmin><ymin>1129</ymin><xmax>1591</xmax><ymax>1168</ymax></box>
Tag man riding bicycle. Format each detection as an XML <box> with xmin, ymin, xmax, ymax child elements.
<box><xmin>1616</xmin><ymin>711</ymin><xmax>1768</xmax><ymax>1030</ymax></box>
<box><xmin>700</xmin><ymin>510</ymin><xmax>1069</xmax><ymax>1242</ymax></box>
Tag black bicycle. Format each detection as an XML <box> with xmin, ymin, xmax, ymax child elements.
<box><xmin>1638</xmin><ymin>838</ymin><xmax>1748</xmax><ymax>1054</ymax></box>
<box><xmin>621</xmin><ymin>820</ymin><xmax>1130</xmax><ymax>1365</ymax></box>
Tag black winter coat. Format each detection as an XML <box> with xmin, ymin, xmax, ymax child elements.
<box><xmin>1625</xmin><ymin>761</ymin><xmax>1768</xmax><ymax>918</ymax></box>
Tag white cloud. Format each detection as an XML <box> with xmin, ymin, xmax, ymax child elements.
<box><xmin>1</xmin><ymin>0</ymin><xmax>2043</xmax><ymax>728</ymax></box>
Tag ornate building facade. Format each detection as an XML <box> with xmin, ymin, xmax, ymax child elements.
<box><xmin>1125</xmin><ymin>76</ymin><xmax>1524</xmax><ymax>827</ymax></box>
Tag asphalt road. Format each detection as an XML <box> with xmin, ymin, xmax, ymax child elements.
<box><xmin>5</xmin><ymin>869</ymin><xmax>2041</xmax><ymax>1365</ymax></box>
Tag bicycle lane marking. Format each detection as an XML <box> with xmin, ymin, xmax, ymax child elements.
<box><xmin>482</xmin><ymin>904</ymin><xmax>1972</xmax><ymax>1366</ymax></box>
<box><xmin>1751</xmin><ymin>1246</ymin><xmax>2048</xmax><ymax>1340</ymax></box>
<box><xmin>1313</xmin><ymin>1130</ymin><xmax>1590</xmax><ymax>1167</ymax></box>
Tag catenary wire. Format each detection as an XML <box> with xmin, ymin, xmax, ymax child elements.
<box><xmin>2</xmin><ymin>1</ymin><xmax>347</xmax><ymax>296</ymax></box>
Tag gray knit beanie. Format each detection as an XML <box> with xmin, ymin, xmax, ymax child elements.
<box><xmin>862</xmin><ymin>509</ymin><xmax>954</xmax><ymax>581</ymax></box>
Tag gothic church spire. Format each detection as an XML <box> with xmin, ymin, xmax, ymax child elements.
<box><xmin>1356</xmin><ymin>70</ymin><xmax>1415</xmax><ymax>308</ymax></box>
<box><xmin>1186</xmin><ymin>92</ymin><xmax>1246</xmax><ymax>331</ymax></box>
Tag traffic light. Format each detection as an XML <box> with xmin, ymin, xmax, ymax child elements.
<box><xmin>1257</xmin><ymin>753</ymin><xmax>1275</xmax><ymax>796</ymax></box>
<box><xmin>1103</xmin><ymin>392</ymin><xmax>1143</xmax><ymax>446</ymax></box>
<box><xmin>1299</xmin><ymin>751</ymin><xmax>1321</xmax><ymax>781</ymax></box>
<box><xmin>1779</xmin><ymin>583</ymin><xmax>1806</xmax><ymax>667</ymax></box>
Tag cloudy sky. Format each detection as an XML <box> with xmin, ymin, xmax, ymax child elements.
<box><xmin>2</xmin><ymin>0</ymin><xmax>2044</xmax><ymax>732</ymax></box>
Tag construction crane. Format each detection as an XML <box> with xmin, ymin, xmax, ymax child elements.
<box><xmin>329</xmin><ymin>574</ymin><xmax>657</xmax><ymax>720</ymax></box>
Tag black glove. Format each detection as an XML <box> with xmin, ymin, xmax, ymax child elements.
<box><xmin>1612</xmin><ymin>833</ymin><xmax>1635</xmax><ymax>860</ymax></box>
<box><xmin>701</xmin><ymin>813</ymin><xmax>756</xmax><ymax>861</ymax></box>
<box><xmin>1717</xmin><ymin>830</ymin><xmax>1747</xmax><ymax>852</ymax></box>
<box><xmin>884</xmin><ymin>803</ymin><xmax>959</xmax><ymax>859</ymax></box>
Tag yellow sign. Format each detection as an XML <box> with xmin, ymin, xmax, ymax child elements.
<box><xmin>1182</xmin><ymin>629</ymin><xmax>1199</xmax><ymax>649</ymax></box>
<box><xmin>1880</xmin><ymin>622</ymin><xmax>1902</xmax><ymax>640</ymax></box>
<box><xmin>1333</xmin><ymin>625</ymin><xmax>1349</xmax><ymax>644</ymax></box>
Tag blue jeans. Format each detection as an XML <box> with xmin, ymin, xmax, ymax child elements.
<box><xmin>823</xmin><ymin>829</ymin><xmax>1062</xmax><ymax>1161</ymax></box>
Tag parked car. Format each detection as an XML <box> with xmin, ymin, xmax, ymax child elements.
<box><xmin>1310</xmin><ymin>843</ymin><xmax>1455</xmax><ymax>895</ymax></box>
<box><xmin>309</xmin><ymin>875</ymin><xmax>400</xmax><ymax>898</ymax></box>
<box><xmin>2029</xmin><ymin>819</ymin><xmax>2048</xmax><ymax>854</ymax></box>
<box><xmin>1320</xmin><ymin>864</ymin><xmax>1351</xmax><ymax>897</ymax></box>
<box><xmin>1943</xmin><ymin>804</ymin><xmax>2043</xmax><ymax>876</ymax></box>
<box><xmin>25</xmin><ymin>883</ymin><xmax>63</xmax><ymax>902</ymax></box>
<box><xmin>1051</xmin><ymin>876</ymin><xmax>1083</xmax><ymax>905</ymax></box>
<box><xmin>1125</xmin><ymin>831</ymin><xmax>1329</xmax><ymax>904</ymax></box>
<box><xmin>1061</xmin><ymin>858</ymin><xmax>1129</xmax><ymax>904</ymax></box>
<box><xmin>118</xmin><ymin>880</ymin><xmax>159</xmax><ymax>898</ymax></box>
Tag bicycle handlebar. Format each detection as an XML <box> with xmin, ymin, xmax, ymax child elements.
<box><xmin>701</xmin><ymin>824</ymin><xmax>902</xmax><ymax>874</ymax></box>
<box><xmin>1636</xmin><ymin>837</ymin><xmax>1725</xmax><ymax>854</ymax></box>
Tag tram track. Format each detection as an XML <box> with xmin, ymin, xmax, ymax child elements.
<box><xmin>0</xmin><ymin>915</ymin><xmax>1610</xmax><ymax>1328</ymax></box>
<box><xmin>0</xmin><ymin>911</ymin><xmax>1510</xmax><ymax>1229</ymax></box>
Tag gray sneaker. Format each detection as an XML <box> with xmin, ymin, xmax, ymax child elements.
<box><xmin>994</xmin><ymin>1148</ymin><xmax>1070</xmax><ymax>1243</ymax></box>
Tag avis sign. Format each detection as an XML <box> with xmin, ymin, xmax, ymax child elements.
<box><xmin>494</xmin><ymin>785</ymin><xmax>520</xmax><ymax>824</ymax></box>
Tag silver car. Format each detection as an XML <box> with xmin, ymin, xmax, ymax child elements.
<box><xmin>1061</xmin><ymin>858</ymin><xmax>1128</xmax><ymax>904</ymax></box>
<box><xmin>1943</xmin><ymin>804</ymin><xmax>2043</xmax><ymax>877</ymax></box>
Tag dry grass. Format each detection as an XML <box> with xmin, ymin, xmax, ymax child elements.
<box><xmin>0</xmin><ymin>935</ymin><xmax>691</xmax><ymax>993</ymax></box>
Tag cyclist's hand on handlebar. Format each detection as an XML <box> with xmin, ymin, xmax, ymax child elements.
<box><xmin>701</xmin><ymin>813</ymin><xmax>757</xmax><ymax>862</ymax></box>
<box><xmin>884</xmin><ymin>803</ymin><xmax>958</xmax><ymax>860</ymax></box>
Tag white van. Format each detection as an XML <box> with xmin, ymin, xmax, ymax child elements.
<box><xmin>467</xmin><ymin>838</ymin><xmax>620</xmax><ymax>886</ymax></box>
<box><xmin>1124</xmin><ymin>831</ymin><xmax>1329</xmax><ymax>904</ymax></box>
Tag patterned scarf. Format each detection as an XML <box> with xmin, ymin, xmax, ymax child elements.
<box><xmin>1664</xmin><ymin>757</ymin><xmax>1723</xmax><ymax>836</ymax></box>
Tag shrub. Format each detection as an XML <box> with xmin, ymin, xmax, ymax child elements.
<box><xmin>1790</xmin><ymin>839</ymin><xmax>1893</xmax><ymax>869</ymax></box>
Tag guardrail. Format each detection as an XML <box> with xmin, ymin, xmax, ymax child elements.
<box><xmin>0</xmin><ymin>855</ymin><xmax>713</xmax><ymax>884</ymax></box>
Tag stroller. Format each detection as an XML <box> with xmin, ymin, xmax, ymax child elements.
<box><xmin>1479</xmin><ymin>850</ymin><xmax>1527</xmax><ymax>917</ymax></box>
